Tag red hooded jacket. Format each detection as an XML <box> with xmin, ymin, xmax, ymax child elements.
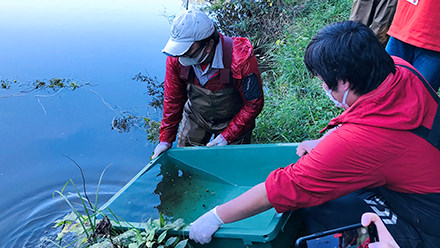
<box><xmin>159</xmin><ymin>34</ymin><xmax>263</xmax><ymax>143</ymax></box>
<box><xmin>265</xmin><ymin>57</ymin><xmax>440</xmax><ymax>213</ymax></box>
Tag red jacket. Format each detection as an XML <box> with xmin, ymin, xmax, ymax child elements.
<box><xmin>265</xmin><ymin>57</ymin><xmax>440</xmax><ymax>213</ymax></box>
<box><xmin>159</xmin><ymin>35</ymin><xmax>264</xmax><ymax>143</ymax></box>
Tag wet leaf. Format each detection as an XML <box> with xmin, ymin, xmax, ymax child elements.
<box><xmin>159</xmin><ymin>213</ymin><xmax>165</xmax><ymax>228</ymax></box>
<box><xmin>175</xmin><ymin>239</ymin><xmax>188</xmax><ymax>248</ymax></box>
<box><xmin>128</xmin><ymin>243</ymin><xmax>139</xmax><ymax>248</ymax></box>
<box><xmin>147</xmin><ymin>229</ymin><xmax>155</xmax><ymax>242</ymax></box>
<box><xmin>146</xmin><ymin>241</ymin><xmax>156</xmax><ymax>248</ymax></box>
<box><xmin>157</xmin><ymin>230</ymin><xmax>167</xmax><ymax>243</ymax></box>
<box><xmin>172</xmin><ymin>218</ymin><xmax>185</xmax><ymax>229</ymax></box>
<box><xmin>165</xmin><ymin>236</ymin><xmax>178</xmax><ymax>246</ymax></box>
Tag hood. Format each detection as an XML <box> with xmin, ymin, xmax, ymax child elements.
<box><xmin>322</xmin><ymin>57</ymin><xmax>436</xmax><ymax>132</ymax></box>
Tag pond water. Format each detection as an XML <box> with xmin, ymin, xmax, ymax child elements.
<box><xmin>0</xmin><ymin>0</ymin><xmax>185</xmax><ymax>246</ymax></box>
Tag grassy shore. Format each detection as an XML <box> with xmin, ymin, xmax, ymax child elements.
<box><xmin>250</xmin><ymin>0</ymin><xmax>352</xmax><ymax>143</ymax></box>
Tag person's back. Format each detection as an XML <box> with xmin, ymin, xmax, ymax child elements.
<box><xmin>265</xmin><ymin>22</ymin><xmax>440</xmax><ymax>247</ymax></box>
<box><xmin>189</xmin><ymin>21</ymin><xmax>440</xmax><ymax>247</ymax></box>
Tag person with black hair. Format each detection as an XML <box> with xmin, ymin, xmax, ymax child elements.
<box><xmin>151</xmin><ymin>9</ymin><xmax>263</xmax><ymax>158</ymax></box>
<box><xmin>189</xmin><ymin>21</ymin><xmax>440</xmax><ymax>247</ymax></box>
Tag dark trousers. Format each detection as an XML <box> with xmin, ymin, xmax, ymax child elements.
<box><xmin>386</xmin><ymin>36</ymin><xmax>440</xmax><ymax>92</ymax></box>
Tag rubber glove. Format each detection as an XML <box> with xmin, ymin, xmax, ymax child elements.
<box><xmin>189</xmin><ymin>206</ymin><xmax>224</xmax><ymax>244</ymax></box>
<box><xmin>296</xmin><ymin>139</ymin><xmax>320</xmax><ymax>157</ymax></box>
<box><xmin>207</xmin><ymin>134</ymin><xmax>228</xmax><ymax>147</ymax></box>
<box><xmin>151</xmin><ymin>141</ymin><xmax>171</xmax><ymax>159</ymax></box>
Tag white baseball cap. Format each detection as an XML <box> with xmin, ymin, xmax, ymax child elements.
<box><xmin>162</xmin><ymin>9</ymin><xmax>215</xmax><ymax>57</ymax></box>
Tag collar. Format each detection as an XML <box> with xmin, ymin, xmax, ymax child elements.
<box><xmin>193</xmin><ymin>39</ymin><xmax>224</xmax><ymax>75</ymax></box>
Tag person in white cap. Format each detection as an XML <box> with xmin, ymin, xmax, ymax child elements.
<box><xmin>151</xmin><ymin>9</ymin><xmax>264</xmax><ymax>159</ymax></box>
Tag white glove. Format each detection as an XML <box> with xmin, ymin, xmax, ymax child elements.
<box><xmin>296</xmin><ymin>139</ymin><xmax>320</xmax><ymax>157</ymax></box>
<box><xmin>151</xmin><ymin>141</ymin><xmax>171</xmax><ymax>159</ymax></box>
<box><xmin>189</xmin><ymin>206</ymin><xmax>224</xmax><ymax>244</ymax></box>
<box><xmin>206</xmin><ymin>134</ymin><xmax>228</xmax><ymax>147</ymax></box>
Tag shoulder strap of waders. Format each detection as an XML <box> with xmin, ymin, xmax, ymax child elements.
<box><xmin>179</xmin><ymin>64</ymin><xmax>193</xmax><ymax>82</ymax></box>
<box><xmin>396</xmin><ymin>64</ymin><xmax>440</xmax><ymax>150</ymax></box>
<box><xmin>179</xmin><ymin>35</ymin><xmax>233</xmax><ymax>84</ymax></box>
<box><xmin>220</xmin><ymin>36</ymin><xmax>233</xmax><ymax>84</ymax></box>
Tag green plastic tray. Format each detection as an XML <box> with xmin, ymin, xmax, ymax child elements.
<box><xmin>101</xmin><ymin>143</ymin><xmax>301</xmax><ymax>247</ymax></box>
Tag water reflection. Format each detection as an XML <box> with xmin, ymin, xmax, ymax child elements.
<box><xmin>102</xmin><ymin>158</ymin><xmax>247</xmax><ymax>226</ymax></box>
<box><xmin>153</xmin><ymin>162</ymin><xmax>230</xmax><ymax>222</ymax></box>
<box><xmin>0</xmin><ymin>0</ymin><xmax>184</xmax><ymax>246</ymax></box>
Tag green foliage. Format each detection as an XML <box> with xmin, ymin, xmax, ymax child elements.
<box><xmin>34</xmin><ymin>78</ymin><xmax>84</xmax><ymax>91</ymax></box>
<box><xmin>51</xmin><ymin>167</ymin><xmax>189</xmax><ymax>248</ymax></box>
<box><xmin>132</xmin><ymin>72</ymin><xmax>164</xmax><ymax>111</ymax></box>
<box><xmin>53</xmin><ymin>212</ymin><xmax>188</xmax><ymax>248</ymax></box>
<box><xmin>110</xmin><ymin>112</ymin><xmax>161</xmax><ymax>144</ymax></box>
<box><xmin>0</xmin><ymin>78</ymin><xmax>88</xmax><ymax>92</ymax></box>
<box><xmin>252</xmin><ymin>0</ymin><xmax>351</xmax><ymax>143</ymax></box>
<box><xmin>200</xmin><ymin>0</ymin><xmax>351</xmax><ymax>143</ymax></box>
<box><xmin>205</xmin><ymin>0</ymin><xmax>299</xmax><ymax>69</ymax></box>
<box><xmin>1</xmin><ymin>80</ymin><xmax>11</xmax><ymax>89</ymax></box>
<box><xmin>131</xmin><ymin>72</ymin><xmax>163</xmax><ymax>143</ymax></box>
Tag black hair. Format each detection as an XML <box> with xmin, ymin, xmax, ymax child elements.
<box><xmin>304</xmin><ymin>21</ymin><xmax>396</xmax><ymax>95</ymax></box>
<box><xmin>197</xmin><ymin>28</ymin><xmax>220</xmax><ymax>49</ymax></box>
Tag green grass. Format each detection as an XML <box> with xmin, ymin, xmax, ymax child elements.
<box><xmin>252</xmin><ymin>0</ymin><xmax>351</xmax><ymax>143</ymax></box>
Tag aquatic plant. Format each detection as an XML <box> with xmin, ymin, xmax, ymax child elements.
<box><xmin>112</xmin><ymin>72</ymin><xmax>164</xmax><ymax>143</ymax></box>
<box><xmin>53</xmin><ymin>211</ymin><xmax>189</xmax><ymax>248</ymax></box>
<box><xmin>47</xmin><ymin>157</ymin><xmax>189</xmax><ymax>248</ymax></box>
<box><xmin>132</xmin><ymin>72</ymin><xmax>164</xmax><ymax>111</ymax></box>
<box><xmin>0</xmin><ymin>78</ymin><xmax>88</xmax><ymax>94</ymax></box>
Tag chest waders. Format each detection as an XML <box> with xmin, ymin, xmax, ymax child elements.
<box><xmin>177</xmin><ymin>37</ymin><xmax>251</xmax><ymax>147</ymax></box>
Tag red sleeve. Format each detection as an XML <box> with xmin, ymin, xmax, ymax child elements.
<box><xmin>221</xmin><ymin>38</ymin><xmax>264</xmax><ymax>142</ymax></box>
<box><xmin>159</xmin><ymin>56</ymin><xmax>188</xmax><ymax>143</ymax></box>
<box><xmin>265</xmin><ymin>126</ymin><xmax>386</xmax><ymax>213</ymax></box>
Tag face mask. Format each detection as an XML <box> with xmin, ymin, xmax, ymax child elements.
<box><xmin>179</xmin><ymin>46</ymin><xmax>209</xmax><ymax>66</ymax></box>
<box><xmin>324</xmin><ymin>87</ymin><xmax>349</xmax><ymax>108</ymax></box>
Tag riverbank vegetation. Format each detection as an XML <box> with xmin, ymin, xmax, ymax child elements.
<box><xmin>205</xmin><ymin>0</ymin><xmax>351</xmax><ymax>143</ymax></box>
